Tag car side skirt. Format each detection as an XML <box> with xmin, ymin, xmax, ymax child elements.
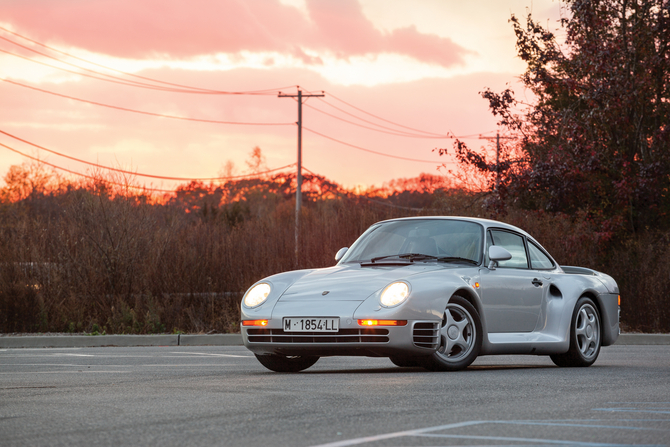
<box><xmin>481</xmin><ymin>332</ymin><xmax>569</xmax><ymax>355</ymax></box>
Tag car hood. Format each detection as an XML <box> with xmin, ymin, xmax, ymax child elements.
<box><xmin>278</xmin><ymin>263</ymin><xmax>444</xmax><ymax>302</ymax></box>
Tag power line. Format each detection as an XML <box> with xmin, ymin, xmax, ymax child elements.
<box><xmin>0</xmin><ymin>26</ymin><xmax>295</xmax><ymax>95</ymax></box>
<box><xmin>318</xmin><ymin>94</ymin><xmax>493</xmax><ymax>140</ymax></box>
<box><xmin>0</xmin><ymin>36</ymin><xmax>197</xmax><ymax>92</ymax></box>
<box><xmin>2</xmin><ymin>74</ymin><xmax>481</xmax><ymax>168</ymax></box>
<box><xmin>1</xmin><ymin>137</ymin><xmax>459</xmax><ymax>199</ymax></box>
<box><xmin>0</xmin><ymin>141</ymin><xmax>180</xmax><ymax>193</ymax></box>
<box><xmin>0</xmin><ymin>48</ymin><xmax>205</xmax><ymax>92</ymax></box>
<box><xmin>304</xmin><ymin>103</ymin><xmax>448</xmax><ymax>138</ymax></box>
<box><xmin>0</xmin><ymin>28</ymin><xmax>490</xmax><ymax>174</ymax></box>
<box><xmin>0</xmin><ymin>140</ymin><xmax>298</xmax><ymax>193</ymax></box>
<box><xmin>1</xmin><ymin>79</ymin><xmax>294</xmax><ymax>126</ymax></box>
<box><xmin>315</xmin><ymin>96</ymin><xmax>448</xmax><ymax>138</ymax></box>
<box><xmin>323</xmin><ymin>92</ymin><xmax>448</xmax><ymax>138</ymax></box>
<box><xmin>0</xmin><ymin>46</ymin><xmax>286</xmax><ymax>95</ymax></box>
<box><xmin>0</xmin><ymin>129</ymin><xmax>296</xmax><ymax>181</ymax></box>
<box><xmin>302</xmin><ymin>126</ymin><xmax>456</xmax><ymax>164</ymax></box>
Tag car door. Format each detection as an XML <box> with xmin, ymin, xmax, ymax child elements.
<box><xmin>479</xmin><ymin>229</ymin><xmax>546</xmax><ymax>333</ymax></box>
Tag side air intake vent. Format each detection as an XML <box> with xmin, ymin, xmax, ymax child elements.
<box><xmin>413</xmin><ymin>321</ymin><xmax>440</xmax><ymax>349</ymax></box>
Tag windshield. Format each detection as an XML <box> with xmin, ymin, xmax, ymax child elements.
<box><xmin>340</xmin><ymin>219</ymin><xmax>484</xmax><ymax>265</ymax></box>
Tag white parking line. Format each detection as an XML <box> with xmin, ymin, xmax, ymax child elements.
<box><xmin>605</xmin><ymin>402</ymin><xmax>670</xmax><ymax>405</ymax></box>
<box><xmin>1</xmin><ymin>363</ymin><xmax>241</xmax><ymax>367</ymax></box>
<box><xmin>499</xmin><ymin>420</ymin><xmax>662</xmax><ymax>431</ymax></box>
<box><xmin>308</xmin><ymin>418</ymin><xmax>669</xmax><ymax>447</ymax></box>
<box><xmin>1</xmin><ymin>363</ymin><xmax>84</xmax><ymax>367</ymax></box>
<box><xmin>0</xmin><ymin>371</ymin><xmax>129</xmax><ymax>374</ymax></box>
<box><xmin>309</xmin><ymin>421</ymin><xmax>483</xmax><ymax>447</ymax></box>
<box><xmin>595</xmin><ymin>408</ymin><xmax>670</xmax><ymax>415</ymax></box>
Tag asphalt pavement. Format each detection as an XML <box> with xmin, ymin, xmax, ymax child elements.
<box><xmin>1</xmin><ymin>344</ymin><xmax>669</xmax><ymax>446</ymax></box>
<box><xmin>0</xmin><ymin>332</ymin><xmax>669</xmax><ymax>348</ymax></box>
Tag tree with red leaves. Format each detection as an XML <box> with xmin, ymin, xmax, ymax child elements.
<box><xmin>446</xmin><ymin>0</ymin><xmax>670</xmax><ymax>233</ymax></box>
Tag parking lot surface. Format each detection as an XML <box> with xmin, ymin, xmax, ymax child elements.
<box><xmin>1</xmin><ymin>345</ymin><xmax>669</xmax><ymax>446</ymax></box>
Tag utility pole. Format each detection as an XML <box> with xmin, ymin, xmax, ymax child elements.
<box><xmin>278</xmin><ymin>88</ymin><xmax>325</xmax><ymax>264</ymax></box>
<box><xmin>479</xmin><ymin>132</ymin><xmax>514</xmax><ymax>191</ymax></box>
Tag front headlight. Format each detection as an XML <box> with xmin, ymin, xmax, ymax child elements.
<box><xmin>380</xmin><ymin>281</ymin><xmax>410</xmax><ymax>307</ymax></box>
<box><xmin>244</xmin><ymin>283</ymin><xmax>271</xmax><ymax>308</ymax></box>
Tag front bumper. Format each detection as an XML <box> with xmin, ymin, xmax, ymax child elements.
<box><xmin>241</xmin><ymin>319</ymin><xmax>441</xmax><ymax>357</ymax></box>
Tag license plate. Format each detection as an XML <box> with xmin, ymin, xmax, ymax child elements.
<box><xmin>283</xmin><ymin>317</ymin><xmax>339</xmax><ymax>332</ymax></box>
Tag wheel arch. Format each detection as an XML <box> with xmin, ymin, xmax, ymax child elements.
<box><xmin>450</xmin><ymin>287</ymin><xmax>484</xmax><ymax>325</ymax></box>
<box><xmin>579</xmin><ymin>290</ymin><xmax>603</xmax><ymax>334</ymax></box>
<box><xmin>547</xmin><ymin>275</ymin><xmax>610</xmax><ymax>346</ymax></box>
<box><xmin>450</xmin><ymin>286</ymin><xmax>493</xmax><ymax>351</ymax></box>
<box><xmin>423</xmin><ymin>293</ymin><xmax>483</xmax><ymax>371</ymax></box>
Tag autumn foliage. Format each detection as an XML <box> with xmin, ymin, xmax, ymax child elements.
<box><xmin>1</xmin><ymin>160</ymin><xmax>668</xmax><ymax>334</ymax></box>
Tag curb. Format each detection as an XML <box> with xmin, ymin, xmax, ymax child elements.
<box><xmin>0</xmin><ymin>334</ymin><xmax>243</xmax><ymax>349</ymax></box>
<box><xmin>615</xmin><ymin>333</ymin><xmax>670</xmax><ymax>345</ymax></box>
<box><xmin>0</xmin><ymin>333</ymin><xmax>668</xmax><ymax>349</ymax></box>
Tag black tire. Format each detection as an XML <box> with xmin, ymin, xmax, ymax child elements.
<box><xmin>422</xmin><ymin>295</ymin><xmax>482</xmax><ymax>371</ymax></box>
<box><xmin>550</xmin><ymin>296</ymin><xmax>601</xmax><ymax>367</ymax></box>
<box><xmin>254</xmin><ymin>354</ymin><xmax>319</xmax><ymax>372</ymax></box>
<box><xmin>389</xmin><ymin>356</ymin><xmax>422</xmax><ymax>368</ymax></box>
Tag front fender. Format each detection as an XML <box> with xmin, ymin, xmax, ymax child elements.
<box><xmin>353</xmin><ymin>271</ymin><xmax>476</xmax><ymax>321</ymax></box>
<box><xmin>241</xmin><ymin>269</ymin><xmax>315</xmax><ymax>320</ymax></box>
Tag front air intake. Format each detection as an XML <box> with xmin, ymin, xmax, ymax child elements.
<box><xmin>413</xmin><ymin>321</ymin><xmax>440</xmax><ymax>349</ymax></box>
<box><xmin>246</xmin><ymin>328</ymin><xmax>389</xmax><ymax>344</ymax></box>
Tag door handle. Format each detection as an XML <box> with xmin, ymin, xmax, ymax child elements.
<box><xmin>532</xmin><ymin>278</ymin><xmax>543</xmax><ymax>287</ymax></box>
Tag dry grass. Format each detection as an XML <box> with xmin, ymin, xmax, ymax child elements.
<box><xmin>0</xmin><ymin>167</ymin><xmax>667</xmax><ymax>333</ymax></box>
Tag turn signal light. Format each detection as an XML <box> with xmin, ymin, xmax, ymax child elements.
<box><xmin>357</xmin><ymin>319</ymin><xmax>407</xmax><ymax>326</ymax></box>
<box><xmin>242</xmin><ymin>320</ymin><xmax>269</xmax><ymax>327</ymax></box>
<box><xmin>618</xmin><ymin>295</ymin><xmax>621</xmax><ymax>306</ymax></box>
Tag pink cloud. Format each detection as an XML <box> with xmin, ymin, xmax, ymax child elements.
<box><xmin>1</xmin><ymin>0</ymin><xmax>306</xmax><ymax>57</ymax></box>
<box><xmin>1</xmin><ymin>0</ymin><xmax>471</xmax><ymax>67</ymax></box>
<box><xmin>305</xmin><ymin>0</ymin><xmax>472</xmax><ymax>66</ymax></box>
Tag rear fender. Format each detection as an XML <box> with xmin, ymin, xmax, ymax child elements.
<box><xmin>534</xmin><ymin>274</ymin><xmax>616</xmax><ymax>348</ymax></box>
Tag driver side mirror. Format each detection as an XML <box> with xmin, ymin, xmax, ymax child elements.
<box><xmin>488</xmin><ymin>246</ymin><xmax>512</xmax><ymax>270</ymax></box>
<box><xmin>335</xmin><ymin>247</ymin><xmax>348</xmax><ymax>262</ymax></box>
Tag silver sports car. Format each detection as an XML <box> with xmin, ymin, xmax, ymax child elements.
<box><xmin>241</xmin><ymin>217</ymin><xmax>619</xmax><ymax>372</ymax></box>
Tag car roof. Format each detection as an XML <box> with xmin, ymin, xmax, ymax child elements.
<box><xmin>377</xmin><ymin>216</ymin><xmax>533</xmax><ymax>239</ymax></box>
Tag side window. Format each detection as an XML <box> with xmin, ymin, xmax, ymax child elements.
<box><xmin>528</xmin><ymin>242</ymin><xmax>555</xmax><ymax>269</ymax></box>
<box><xmin>490</xmin><ymin>230</ymin><xmax>529</xmax><ymax>269</ymax></box>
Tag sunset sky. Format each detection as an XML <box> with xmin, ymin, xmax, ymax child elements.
<box><xmin>0</xmin><ymin>0</ymin><xmax>564</xmax><ymax>191</ymax></box>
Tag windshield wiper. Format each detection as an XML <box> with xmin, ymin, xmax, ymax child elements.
<box><xmin>363</xmin><ymin>254</ymin><xmax>479</xmax><ymax>266</ymax></box>
<box><xmin>436</xmin><ymin>256</ymin><xmax>479</xmax><ymax>265</ymax></box>
<box><xmin>368</xmin><ymin>253</ymin><xmax>437</xmax><ymax>263</ymax></box>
